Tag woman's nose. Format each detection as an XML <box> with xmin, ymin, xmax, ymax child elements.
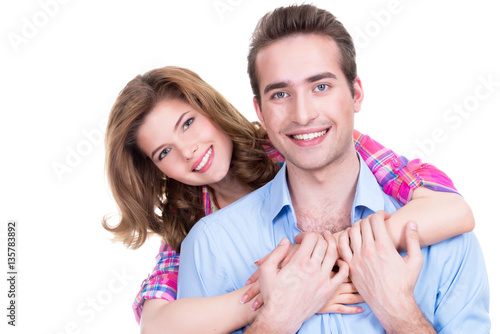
<box><xmin>181</xmin><ymin>142</ymin><xmax>197</xmax><ymax>160</ymax></box>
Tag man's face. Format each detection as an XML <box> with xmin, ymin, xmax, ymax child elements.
<box><xmin>254</xmin><ymin>34</ymin><xmax>363</xmax><ymax>173</ymax></box>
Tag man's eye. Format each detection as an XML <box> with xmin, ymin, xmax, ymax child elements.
<box><xmin>159</xmin><ymin>148</ymin><xmax>171</xmax><ymax>161</ymax></box>
<box><xmin>183</xmin><ymin>118</ymin><xmax>194</xmax><ymax>131</ymax></box>
<box><xmin>314</xmin><ymin>84</ymin><xmax>328</xmax><ymax>92</ymax></box>
<box><xmin>273</xmin><ymin>92</ymin><xmax>289</xmax><ymax>99</ymax></box>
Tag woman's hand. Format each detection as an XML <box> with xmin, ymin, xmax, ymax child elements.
<box><xmin>317</xmin><ymin>277</ymin><xmax>364</xmax><ymax>314</ymax></box>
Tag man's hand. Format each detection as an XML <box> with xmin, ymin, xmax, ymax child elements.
<box><xmin>338</xmin><ymin>211</ymin><xmax>436</xmax><ymax>333</ymax></box>
<box><xmin>243</xmin><ymin>233</ymin><xmax>363</xmax><ymax>314</ymax></box>
<box><xmin>246</xmin><ymin>231</ymin><xmax>348</xmax><ymax>334</ymax></box>
<box><xmin>240</xmin><ymin>242</ymin><xmax>300</xmax><ymax>310</ymax></box>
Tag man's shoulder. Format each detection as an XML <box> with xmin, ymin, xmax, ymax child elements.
<box><xmin>185</xmin><ymin>182</ymin><xmax>273</xmax><ymax>243</ymax></box>
<box><xmin>422</xmin><ymin>231</ymin><xmax>485</xmax><ymax>274</ymax></box>
<box><xmin>205</xmin><ymin>181</ymin><xmax>272</xmax><ymax>223</ymax></box>
<box><xmin>428</xmin><ymin>231</ymin><xmax>478</xmax><ymax>253</ymax></box>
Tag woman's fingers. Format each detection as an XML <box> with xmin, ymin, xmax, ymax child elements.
<box><xmin>253</xmin><ymin>253</ymin><xmax>270</xmax><ymax>267</ymax></box>
<box><xmin>245</xmin><ymin>267</ymin><xmax>260</xmax><ymax>286</ymax></box>
<box><xmin>318</xmin><ymin>303</ymin><xmax>364</xmax><ymax>314</ymax></box>
<box><xmin>251</xmin><ymin>294</ymin><xmax>264</xmax><ymax>311</ymax></box>
<box><xmin>240</xmin><ymin>280</ymin><xmax>260</xmax><ymax>304</ymax></box>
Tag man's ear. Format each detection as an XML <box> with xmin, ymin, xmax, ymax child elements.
<box><xmin>352</xmin><ymin>77</ymin><xmax>364</xmax><ymax>114</ymax></box>
<box><xmin>253</xmin><ymin>97</ymin><xmax>266</xmax><ymax>130</ymax></box>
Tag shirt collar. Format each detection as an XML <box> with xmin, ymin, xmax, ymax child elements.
<box><xmin>268</xmin><ymin>162</ymin><xmax>295</xmax><ymax>223</ymax></box>
<box><xmin>268</xmin><ymin>152</ymin><xmax>387</xmax><ymax>224</ymax></box>
<box><xmin>351</xmin><ymin>152</ymin><xmax>386</xmax><ymax>222</ymax></box>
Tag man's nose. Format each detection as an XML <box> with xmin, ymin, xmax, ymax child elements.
<box><xmin>291</xmin><ymin>92</ymin><xmax>319</xmax><ymax>125</ymax></box>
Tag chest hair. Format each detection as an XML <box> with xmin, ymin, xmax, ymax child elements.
<box><xmin>296</xmin><ymin>206</ymin><xmax>352</xmax><ymax>234</ymax></box>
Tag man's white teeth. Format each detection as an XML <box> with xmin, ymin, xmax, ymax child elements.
<box><xmin>291</xmin><ymin>130</ymin><xmax>327</xmax><ymax>141</ymax></box>
<box><xmin>195</xmin><ymin>147</ymin><xmax>212</xmax><ymax>171</ymax></box>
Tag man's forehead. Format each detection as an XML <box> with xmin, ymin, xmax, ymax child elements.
<box><xmin>255</xmin><ymin>34</ymin><xmax>343</xmax><ymax>92</ymax></box>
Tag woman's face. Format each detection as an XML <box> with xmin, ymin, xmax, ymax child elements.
<box><xmin>137</xmin><ymin>98</ymin><xmax>233</xmax><ymax>186</ymax></box>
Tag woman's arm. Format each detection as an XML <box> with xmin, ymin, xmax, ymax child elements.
<box><xmin>354</xmin><ymin>130</ymin><xmax>475</xmax><ymax>250</ymax></box>
<box><xmin>140</xmin><ymin>287</ymin><xmax>257</xmax><ymax>334</ymax></box>
<box><xmin>135</xmin><ymin>242</ymin><xmax>257</xmax><ymax>333</ymax></box>
<box><xmin>385</xmin><ymin>186</ymin><xmax>474</xmax><ymax>251</ymax></box>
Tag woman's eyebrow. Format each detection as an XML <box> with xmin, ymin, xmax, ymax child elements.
<box><xmin>150</xmin><ymin>111</ymin><xmax>190</xmax><ymax>159</ymax></box>
<box><xmin>174</xmin><ymin>111</ymin><xmax>190</xmax><ymax>131</ymax></box>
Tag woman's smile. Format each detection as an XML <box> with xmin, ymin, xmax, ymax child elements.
<box><xmin>192</xmin><ymin>146</ymin><xmax>214</xmax><ymax>172</ymax></box>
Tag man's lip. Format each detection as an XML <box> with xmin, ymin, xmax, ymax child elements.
<box><xmin>191</xmin><ymin>146</ymin><xmax>212</xmax><ymax>171</ymax></box>
<box><xmin>286</xmin><ymin>127</ymin><xmax>330</xmax><ymax>137</ymax></box>
<box><xmin>286</xmin><ymin>128</ymin><xmax>330</xmax><ymax>147</ymax></box>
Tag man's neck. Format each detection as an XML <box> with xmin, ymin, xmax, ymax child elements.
<box><xmin>287</xmin><ymin>149</ymin><xmax>360</xmax><ymax>233</ymax></box>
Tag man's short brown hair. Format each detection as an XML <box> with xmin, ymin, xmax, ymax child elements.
<box><xmin>248</xmin><ymin>4</ymin><xmax>357</xmax><ymax>105</ymax></box>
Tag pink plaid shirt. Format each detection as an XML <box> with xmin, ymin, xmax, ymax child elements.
<box><xmin>132</xmin><ymin>130</ymin><xmax>457</xmax><ymax>323</ymax></box>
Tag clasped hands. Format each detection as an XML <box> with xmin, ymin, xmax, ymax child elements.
<box><xmin>240</xmin><ymin>211</ymin><xmax>424</xmax><ymax>323</ymax></box>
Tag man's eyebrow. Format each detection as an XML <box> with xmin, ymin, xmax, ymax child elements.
<box><xmin>263</xmin><ymin>81</ymin><xmax>292</xmax><ymax>95</ymax></box>
<box><xmin>263</xmin><ymin>73</ymin><xmax>337</xmax><ymax>95</ymax></box>
<box><xmin>306</xmin><ymin>72</ymin><xmax>337</xmax><ymax>83</ymax></box>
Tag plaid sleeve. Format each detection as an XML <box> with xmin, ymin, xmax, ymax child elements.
<box><xmin>353</xmin><ymin>129</ymin><xmax>458</xmax><ymax>205</ymax></box>
<box><xmin>132</xmin><ymin>241</ymin><xmax>179</xmax><ymax>324</ymax></box>
<box><xmin>261</xmin><ymin>138</ymin><xmax>285</xmax><ymax>166</ymax></box>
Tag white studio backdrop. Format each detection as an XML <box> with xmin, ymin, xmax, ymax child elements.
<box><xmin>1</xmin><ymin>0</ymin><xmax>498</xmax><ymax>333</ymax></box>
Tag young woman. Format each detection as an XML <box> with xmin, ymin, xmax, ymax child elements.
<box><xmin>103</xmin><ymin>66</ymin><xmax>473</xmax><ymax>333</ymax></box>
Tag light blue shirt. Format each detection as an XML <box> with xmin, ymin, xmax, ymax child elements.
<box><xmin>178</xmin><ymin>157</ymin><xmax>490</xmax><ymax>333</ymax></box>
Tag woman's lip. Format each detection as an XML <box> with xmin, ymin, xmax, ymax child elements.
<box><xmin>192</xmin><ymin>146</ymin><xmax>213</xmax><ymax>172</ymax></box>
<box><xmin>197</xmin><ymin>149</ymin><xmax>214</xmax><ymax>173</ymax></box>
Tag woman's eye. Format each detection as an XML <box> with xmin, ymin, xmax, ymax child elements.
<box><xmin>159</xmin><ymin>148</ymin><xmax>171</xmax><ymax>161</ymax></box>
<box><xmin>314</xmin><ymin>84</ymin><xmax>328</xmax><ymax>92</ymax></box>
<box><xmin>273</xmin><ymin>91</ymin><xmax>289</xmax><ymax>99</ymax></box>
<box><xmin>183</xmin><ymin>118</ymin><xmax>194</xmax><ymax>131</ymax></box>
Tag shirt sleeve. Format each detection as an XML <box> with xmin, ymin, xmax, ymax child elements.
<box><xmin>132</xmin><ymin>241</ymin><xmax>179</xmax><ymax>324</ymax></box>
<box><xmin>177</xmin><ymin>220</ymin><xmax>234</xmax><ymax>299</ymax></box>
<box><xmin>432</xmin><ymin>233</ymin><xmax>490</xmax><ymax>333</ymax></box>
<box><xmin>353</xmin><ymin>129</ymin><xmax>458</xmax><ymax>205</ymax></box>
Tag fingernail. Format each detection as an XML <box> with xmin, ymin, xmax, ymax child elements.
<box><xmin>357</xmin><ymin>308</ymin><xmax>365</xmax><ymax>313</ymax></box>
<box><xmin>245</xmin><ymin>279</ymin><xmax>251</xmax><ymax>286</ymax></box>
<box><xmin>240</xmin><ymin>294</ymin><xmax>249</xmax><ymax>304</ymax></box>
<box><xmin>409</xmin><ymin>221</ymin><xmax>417</xmax><ymax>231</ymax></box>
<box><xmin>279</xmin><ymin>238</ymin><xmax>287</xmax><ymax>246</ymax></box>
<box><xmin>251</xmin><ymin>300</ymin><xmax>259</xmax><ymax>310</ymax></box>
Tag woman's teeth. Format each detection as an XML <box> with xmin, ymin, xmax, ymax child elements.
<box><xmin>194</xmin><ymin>147</ymin><xmax>212</xmax><ymax>171</ymax></box>
<box><xmin>291</xmin><ymin>130</ymin><xmax>327</xmax><ymax>141</ymax></box>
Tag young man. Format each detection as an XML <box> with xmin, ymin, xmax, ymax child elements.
<box><xmin>178</xmin><ymin>5</ymin><xmax>489</xmax><ymax>333</ymax></box>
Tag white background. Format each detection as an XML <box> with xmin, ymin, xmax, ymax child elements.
<box><xmin>1</xmin><ymin>0</ymin><xmax>499</xmax><ymax>333</ymax></box>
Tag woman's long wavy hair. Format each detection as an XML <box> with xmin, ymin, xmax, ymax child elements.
<box><xmin>103</xmin><ymin>66</ymin><xmax>279</xmax><ymax>252</ymax></box>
